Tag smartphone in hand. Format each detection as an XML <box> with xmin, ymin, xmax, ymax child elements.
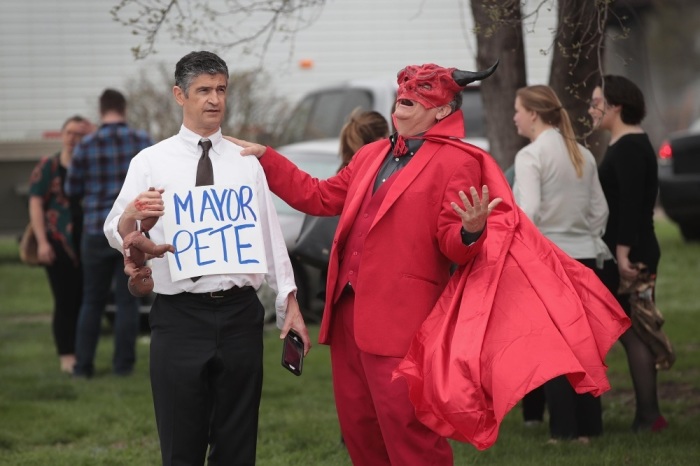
<box><xmin>281</xmin><ymin>329</ymin><xmax>304</xmax><ymax>376</ymax></box>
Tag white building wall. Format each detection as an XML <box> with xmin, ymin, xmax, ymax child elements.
<box><xmin>0</xmin><ymin>0</ymin><xmax>556</xmax><ymax>141</ymax></box>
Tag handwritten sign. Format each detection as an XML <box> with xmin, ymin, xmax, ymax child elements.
<box><xmin>162</xmin><ymin>185</ymin><xmax>268</xmax><ymax>281</ymax></box>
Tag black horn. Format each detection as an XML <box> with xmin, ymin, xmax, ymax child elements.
<box><xmin>452</xmin><ymin>60</ymin><xmax>499</xmax><ymax>86</ymax></box>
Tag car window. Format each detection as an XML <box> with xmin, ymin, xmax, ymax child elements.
<box><xmin>312</xmin><ymin>90</ymin><xmax>372</xmax><ymax>139</ymax></box>
<box><xmin>279</xmin><ymin>97</ymin><xmax>314</xmax><ymax>145</ymax></box>
<box><xmin>279</xmin><ymin>89</ymin><xmax>374</xmax><ymax>145</ymax></box>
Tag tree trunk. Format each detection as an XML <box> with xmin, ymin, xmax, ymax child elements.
<box><xmin>549</xmin><ymin>0</ymin><xmax>608</xmax><ymax>160</ymax></box>
<box><xmin>471</xmin><ymin>0</ymin><xmax>528</xmax><ymax>169</ymax></box>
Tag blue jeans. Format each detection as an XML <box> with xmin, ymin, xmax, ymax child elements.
<box><xmin>74</xmin><ymin>233</ymin><xmax>140</xmax><ymax>376</ymax></box>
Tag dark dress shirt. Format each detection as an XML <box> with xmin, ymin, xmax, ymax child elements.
<box><xmin>375</xmin><ymin>132</ymin><xmax>481</xmax><ymax>245</ymax></box>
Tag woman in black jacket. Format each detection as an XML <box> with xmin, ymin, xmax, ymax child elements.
<box><xmin>588</xmin><ymin>75</ymin><xmax>667</xmax><ymax>432</ymax></box>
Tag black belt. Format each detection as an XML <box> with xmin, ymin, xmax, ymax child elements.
<box><xmin>183</xmin><ymin>286</ymin><xmax>252</xmax><ymax>299</ymax></box>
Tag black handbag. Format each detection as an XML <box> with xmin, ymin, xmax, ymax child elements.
<box><xmin>292</xmin><ymin>214</ymin><xmax>340</xmax><ymax>268</ymax></box>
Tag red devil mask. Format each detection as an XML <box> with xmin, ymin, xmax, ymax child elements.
<box><xmin>396</xmin><ymin>61</ymin><xmax>499</xmax><ymax>109</ymax></box>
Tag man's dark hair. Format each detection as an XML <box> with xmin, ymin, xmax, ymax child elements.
<box><xmin>598</xmin><ymin>75</ymin><xmax>646</xmax><ymax>125</ymax></box>
<box><xmin>448</xmin><ymin>91</ymin><xmax>463</xmax><ymax>114</ymax></box>
<box><xmin>99</xmin><ymin>89</ymin><xmax>127</xmax><ymax>116</ymax></box>
<box><xmin>62</xmin><ymin>114</ymin><xmax>88</xmax><ymax>130</ymax></box>
<box><xmin>175</xmin><ymin>51</ymin><xmax>229</xmax><ymax>96</ymax></box>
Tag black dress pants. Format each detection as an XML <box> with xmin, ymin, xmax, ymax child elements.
<box><xmin>544</xmin><ymin>375</ymin><xmax>602</xmax><ymax>438</ymax></box>
<box><xmin>522</xmin><ymin>386</ymin><xmax>546</xmax><ymax>422</ymax></box>
<box><xmin>543</xmin><ymin>258</ymin><xmax>603</xmax><ymax>439</ymax></box>
<box><xmin>149</xmin><ymin>287</ymin><xmax>264</xmax><ymax>466</ymax></box>
<box><xmin>44</xmin><ymin>238</ymin><xmax>82</xmax><ymax>355</ymax></box>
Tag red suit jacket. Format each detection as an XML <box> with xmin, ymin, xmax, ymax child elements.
<box><xmin>260</xmin><ymin>111</ymin><xmax>486</xmax><ymax>357</ymax></box>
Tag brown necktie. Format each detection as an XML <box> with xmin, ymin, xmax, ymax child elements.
<box><xmin>192</xmin><ymin>139</ymin><xmax>213</xmax><ymax>282</ymax></box>
<box><xmin>196</xmin><ymin>139</ymin><xmax>214</xmax><ymax>186</ymax></box>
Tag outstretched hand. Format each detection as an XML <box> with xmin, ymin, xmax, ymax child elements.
<box><xmin>224</xmin><ymin>136</ymin><xmax>266</xmax><ymax>158</ymax></box>
<box><xmin>451</xmin><ymin>185</ymin><xmax>502</xmax><ymax>234</ymax></box>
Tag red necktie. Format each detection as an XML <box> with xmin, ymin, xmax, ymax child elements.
<box><xmin>392</xmin><ymin>135</ymin><xmax>408</xmax><ymax>157</ymax></box>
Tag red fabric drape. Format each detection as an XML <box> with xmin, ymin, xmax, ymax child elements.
<box><xmin>393</xmin><ymin>138</ymin><xmax>630</xmax><ymax>450</ymax></box>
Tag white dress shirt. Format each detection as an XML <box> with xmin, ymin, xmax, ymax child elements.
<box><xmin>104</xmin><ymin>125</ymin><xmax>296</xmax><ymax>325</ymax></box>
<box><xmin>513</xmin><ymin>128</ymin><xmax>612</xmax><ymax>262</ymax></box>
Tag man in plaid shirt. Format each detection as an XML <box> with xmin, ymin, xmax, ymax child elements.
<box><xmin>66</xmin><ymin>89</ymin><xmax>153</xmax><ymax>377</ymax></box>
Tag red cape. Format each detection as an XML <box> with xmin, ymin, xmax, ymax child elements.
<box><xmin>393</xmin><ymin>135</ymin><xmax>630</xmax><ymax>450</ymax></box>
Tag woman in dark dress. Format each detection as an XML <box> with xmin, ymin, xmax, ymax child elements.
<box><xmin>588</xmin><ymin>75</ymin><xmax>667</xmax><ymax>432</ymax></box>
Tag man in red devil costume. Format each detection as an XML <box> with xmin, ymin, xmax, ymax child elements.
<box><xmin>231</xmin><ymin>61</ymin><xmax>630</xmax><ymax>464</ymax></box>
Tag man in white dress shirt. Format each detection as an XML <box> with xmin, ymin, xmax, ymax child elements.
<box><xmin>104</xmin><ymin>50</ymin><xmax>310</xmax><ymax>466</ymax></box>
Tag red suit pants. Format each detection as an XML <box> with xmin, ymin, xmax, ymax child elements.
<box><xmin>330</xmin><ymin>289</ymin><xmax>453</xmax><ymax>465</ymax></box>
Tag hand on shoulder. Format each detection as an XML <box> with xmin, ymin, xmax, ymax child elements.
<box><xmin>223</xmin><ymin>136</ymin><xmax>266</xmax><ymax>159</ymax></box>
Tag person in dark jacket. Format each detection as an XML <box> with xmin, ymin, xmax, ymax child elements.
<box><xmin>66</xmin><ymin>89</ymin><xmax>153</xmax><ymax>377</ymax></box>
<box><xmin>589</xmin><ymin>74</ymin><xmax>668</xmax><ymax>432</ymax></box>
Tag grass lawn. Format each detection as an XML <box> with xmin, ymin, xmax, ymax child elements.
<box><xmin>1</xmin><ymin>219</ymin><xmax>699</xmax><ymax>465</ymax></box>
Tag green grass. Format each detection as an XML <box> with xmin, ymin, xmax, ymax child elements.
<box><xmin>1</xmin><ymin>221</ymin><xmax>699</xmax><ymax>465</ymax></box>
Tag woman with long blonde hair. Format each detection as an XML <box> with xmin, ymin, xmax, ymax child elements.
<box><xmin>513</xmin><ymin>85</ymin><xmax>611</xmax><ymax>443</ymax></box>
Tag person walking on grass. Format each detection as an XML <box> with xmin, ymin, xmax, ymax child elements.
<box><xmin>28</xmin><ymin>115</ymin><xmax>92</xmax><ymax>373</ymax></box>
<box><xmin>66</xmin><ymin>89</ymin><xmax>153</xmax><ymax>378</ymax></box>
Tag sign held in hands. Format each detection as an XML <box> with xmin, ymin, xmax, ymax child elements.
<box><xmin>162</xmin><ymin>185</ymin><xmax>268</xmax><ymax>281</ymax></box>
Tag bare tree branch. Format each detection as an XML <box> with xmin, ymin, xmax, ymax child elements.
<box><xmin>111</xmin><ymin>0</ymin><xmax>325</xmax><ymax>60</ymax></box>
